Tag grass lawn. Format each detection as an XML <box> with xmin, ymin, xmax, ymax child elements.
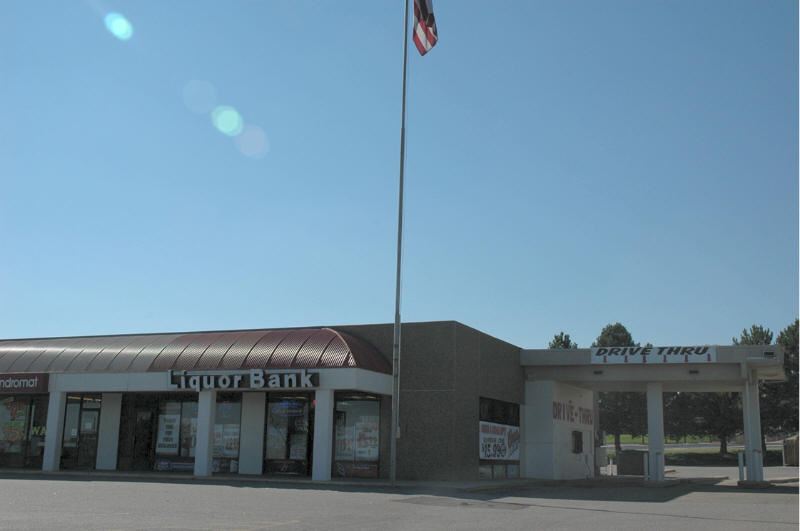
<box><xmin>605</xmin><ymin>448</ymin><xmax>784</xmax><ymax>467</ymax></box>
<box><xmin>604</xmin><ymin>434</ymin><xmax>716</xmax><ymax>444</ymax></box>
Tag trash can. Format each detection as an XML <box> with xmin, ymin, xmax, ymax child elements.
<box><xmin>617</xmin><ymin>450</ymin><xmax>648</xmax><ymax>475</ymax></box>
<box><xmin>784</xmin><ymin>435</ymin><xmax>798</xmax><ymax>466</ymax></box>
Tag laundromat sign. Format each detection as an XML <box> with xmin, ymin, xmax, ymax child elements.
<box><xmin>591</xmin><ymin>346</ymin><xmax>717</xmax><ymax>364</ymax></box>
<box><xmin>0</xmin><ymin>373</ymin><xmax>48</xmax><ymax>393</ymax></box>
<box><xmin>167</xmin><ymin>369</ymin><xmax>318</xmax><ymax>392</ymax></box>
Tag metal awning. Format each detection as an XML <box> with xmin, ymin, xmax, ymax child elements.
<box><xmin>0</xmin><ymin>327</ymin><xmax>391</xmax><ymax>375</ymax></box>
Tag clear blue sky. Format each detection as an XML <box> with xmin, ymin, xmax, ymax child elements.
<box><xmin>0</xmin><ymin>1</ymin><xmax>797</xmax><ymax>348</ymax></box>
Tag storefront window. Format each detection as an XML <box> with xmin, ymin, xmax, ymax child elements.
<box><xmin>179</xmin><ymin>402</ymin><xmax>198</xmax><ymax>458</ymax></box>
<box><xmin>0</xmin><ymin>394</ymin><xmax>48</xmax><ymax>468</ymax></box>
<box><xmin>213</xmin><ymin>395</ymin><xmax>241</xmax><ymax>474</ymax></box>
<box><xmin>333</xmin><ymin>393</ymin><xmax>380</xmax><ymax>478</ymax></box>
<box><xmin>264</xmin><ymin>394</ymin><xmax>312</xmax><ymax>475</ymax></box>
<box><xmin>0</xmin><ymin>397</ymin><xmax>27</xmax><ymax>454</ymax></box>
<box><xmin>153</xmin><ymin>397</ymin><xmax>197</xmax><ymax>471</ymax></box>
<box><xmin>478</xmin><ymin>397</ymin><xmax>520</xmax><ymax>480</ymax></box>
<box><xmin>155</xmin><ymin>402</ymin><xmax>181</xmax><ymax>455</ymax></box>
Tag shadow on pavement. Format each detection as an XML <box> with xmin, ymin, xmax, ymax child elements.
<box><xmin>2</xmin><ymin>469</ymin><xmax>794</xmax><ymax>504</ymax></box>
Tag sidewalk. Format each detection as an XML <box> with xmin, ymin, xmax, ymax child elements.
<box><xmin>3</xmin><ymin>467</ymin><xmax>786</xmax><ymax>491</ymax></box>
<box><xmin>666</xmin><ymin>465</ymin><xmax>799</xmax><ymax>487</ymax></box>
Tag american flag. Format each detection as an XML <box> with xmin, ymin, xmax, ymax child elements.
<box><xmin>413</xmin><ymin>0</ymin><xmax>438</xmax><ymax>56</ymax></box>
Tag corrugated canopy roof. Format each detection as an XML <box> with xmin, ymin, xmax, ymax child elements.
<box><xmin>0</xmin><ymin>328</ymin><xmax>391</xmax><ymax>375</ymax></box>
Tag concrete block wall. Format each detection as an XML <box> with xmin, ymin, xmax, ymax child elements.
<box><xmin>338</xmin><ymin>321</ymin><xmax>523</xmax><ymax>481</ymax></box>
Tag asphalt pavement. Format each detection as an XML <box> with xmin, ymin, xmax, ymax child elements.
<box><xmin>0</xmin><ymin>469</ymin><xmax>796</xmax><ymax>530</ymax></box>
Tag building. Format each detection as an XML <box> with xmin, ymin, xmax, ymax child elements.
<box><xmin>0</xmin><ymin>321</ymin><xmax>784</xmax><ymax>482</ymax></box>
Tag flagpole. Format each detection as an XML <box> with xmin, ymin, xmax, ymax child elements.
<box><xmin>390</xmin><ymin>0</ymin><xmax>411</xmax><ymax>487</ymax></box>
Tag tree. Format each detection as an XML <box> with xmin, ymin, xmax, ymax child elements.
<box><xmin>593</xmin><ymin>323</ymin><xmax>635</xmax><ymax>348</ymax></box>
<box><xmin>549</xmin><ymin>332</ymin><xmax>577</xmax><ymax>349</ymax></box>
<box><xmin>695</xmin><ymin>391</ymin><xmax>742</xmax><ymax>455</ymax></box>
<box><xmin>760</xmin><ymin>319</ymin><xmax>799</xmax><ymax>438</ymax></box>
<box><xmin>664</xmin><ymin>392</ymin><xmax>706</xmax><ymax>443</ymax></box>
<box><xmin>593</xmin><ymin>323</ymin><xmax>647</xmax><ymax>451</ymax></box>
<box><xmin>732</xmin><ymin>324</ymin><xmax>773</xmax><ymax>346</ymax></box>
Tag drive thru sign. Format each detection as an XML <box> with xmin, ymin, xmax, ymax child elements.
<box><xmin>590</xmin><ymin>346</ymin><xmax>716</xmax><ymax>364</ymax></box>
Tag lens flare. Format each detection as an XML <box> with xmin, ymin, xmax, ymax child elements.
<box><xmin>211</xmin><ymin>106</ymin><xmax>244</xmax><ymax>137</ymax></box>
<box><xmin>104</xmin><ymin>13</ymin><xmax>133</xmax><ymax>41</ymax></box>
<box><xmin>235</xmin><ymin>125</ymin><xmax>269</xmax><ymax>158</ymax></box>
<box><xmin>182</xmin><ymin>80</ymin><xmax>217</xmax><ymax>114</ymax></box>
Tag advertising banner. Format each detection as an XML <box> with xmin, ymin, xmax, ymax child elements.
<box><xmin>354</xmin><ymin>418</ymin><xmax>379</xmax><ymax>461</ymax></box>
<box><xmin>479</xmin><ymin>421</ymin><xmax>520</xmax><ymax>461</ymax></box>
<box><xmin>334</xmin><ymin>412</ymin><xmax>354</xmax><ymax>460</ymax></box>
<box><xmin>590</xmin><ymin>346</ymin><xmax>717</xmax><ymax>364</ymax></box>
<box><xmin>0</xmin><ymin>398</ymin><xmax>27</xmax><ymax>452</ymax></box>
<box><xmin>221</xmin><ymin>424</ymin><xmax>240</xmax><ymax>458</ymax></box>
<box><xmin>155</xmin><ymin>413</ymin><xmax>181</xmax><ymax>455</ymax></box>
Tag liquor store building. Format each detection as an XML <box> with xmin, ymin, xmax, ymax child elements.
<box><xmin>0</xmin><ymin>321</ymin><xmax>784</xmax><ymax>482</ymax></box>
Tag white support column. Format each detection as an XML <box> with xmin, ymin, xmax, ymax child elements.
<box><xmin>95</xmin><ymin>393</ymin><xmax>122</xmax><ymax>470</ymax></box>
<box><xmin>742</xmin><ymin>381</ymin><xmax>753</xmax><ymax>480</ymax></box>
<box><xmin>744</xmin><ymin>371</ymin><xmax>764</xmax><ymax>482</ymax></box>
<box><xmin>646</xmin><ymin>382</ymin><xmax>665</xmax><ymax>482</ymax></box>
<box><xmin>312</xmin><ymin>389</ymin><xmax>334</xmax><ymax>481</ymax></box>
<box><xmin>238</xmin><ymin>392</ymin><xmax>265</xmax><ymax>475</ymax></box>
<box><xmin>592</xmin><ymin>391</ymin><xmax>600</xmax><ymax>478</ymax></box>
<box><xmin>749</xmin><ymin>375</ymin><xmax>764</xmax><ymax>482</ymax></box>
<box><xmin>43</xmin><ymin>391</ymin><xmax>67</xmax><ymax>471</ymax></box>
<box><xmin>518</xmin><ymin>404</ymin><xmax>526</xmax><ymax>477</ymax></box>
<box><xmin>194</xmin><ymin>390</ymin><xmax>217</xmax><ymax>477</ymax></box>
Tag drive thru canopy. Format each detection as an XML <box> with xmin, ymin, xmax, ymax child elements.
<box><xmin>521</xmin><ymin>344</ymin><xmax>785</xmax><ymax>482</ymax></box>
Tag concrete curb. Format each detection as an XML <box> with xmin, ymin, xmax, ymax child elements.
<box><xmin>763</xmin><ymin>477</ymin><xmax>799</xmax><ymax>484</ymax></box>
<box><xmin>0</xmin><ymin>468</ymin><xmax>778</xmax><ymax>491</ymax></box>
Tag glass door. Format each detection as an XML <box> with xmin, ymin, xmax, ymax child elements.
<box><xmin>61</xmin><ymin>394</ymin><xmax>102</xmax><ymax>470</ymax></box>
<box><xmin>76</xmin><ymin>408</ymin><xmax>99</xmax><ymax>468</ymax></box>
<box><xmin>264</xmin><ymin>394</ymin><xmax>313</xmax><ymax>475</ymax></box>
<box><xmin>131</xmin><ymin>409</ymin><xmax>155</xmax><ymax>470</ymax></box>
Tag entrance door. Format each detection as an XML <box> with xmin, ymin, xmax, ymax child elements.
<box><xmin>76</xmin><ymin>409</ymin><xmax>100</xmax><ymax>468</ymax></box>
<box><xmin>61</xmin><ymin>394</ymin><xmax>102</xmax><ymax>470</ymax></box>
<box><xmin>131</xmin><ymin>409</ymin><xmax>155</xmax><ymax>470</ymax></box>
<box><xmin>264</xmin><ymin>395</ymin><xmax>314</xmax><ymax>475</ymax></box>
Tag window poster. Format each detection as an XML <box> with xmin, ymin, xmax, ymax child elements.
<box><xmin>478</xmin><ymin>421</ymin><xmax>520</xmax><ymax>461</ymax></box>
<box><xmin>334</xmin><ymin>411</ymin><xmax>354</xmax><ymax>460</ymax></box>
<box><xmin>179</xmin><ymin>416</ymin><xmax>197</xmax><ymax>457</ymax></box>
<box><xmin>180</xmin><ymin>402</ymin><xmax>198</xmax><ymax>457</ymax></box>
<box><xmin>213</xmin><ymin>424</ymin><xmax>224</xmax><ymax>456</ymax></box>
<box><xmin>266</xmin><ymin>403</ymin><xmax>288</xmax><ymax>459</ymax></box>
<box><xmin>0</xmin><ymin>398</ymin><xmax>26</xmax><ymax>453</ymax></box>
<box><xmin>354</xmin><ymin>418</ymin><xmax>379</xmax><ymax>461</ymax></box>
<box><xmin>155</xmin><ymin>413</ymin><xmax>181</xmax><ymax>455</ymax></box>
<box><xmin>221</xmin><ymin>424</ymin><xmax>240</xmax><ymax>458</ymax></box>
<box><xmin>289</xmin><ymin>433</ymin><xmax>307</xmax><ymax>460</ymax></box>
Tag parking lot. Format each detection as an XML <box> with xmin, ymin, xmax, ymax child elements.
<box><xmin>0</xmin><ymin>471</ymin><xmax>796</xmax><ymax>531</ymax></box>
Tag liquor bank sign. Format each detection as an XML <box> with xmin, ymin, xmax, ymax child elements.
<box><xmin>167</xmin><ymin>369</ymin><xmax>318</xmax><ymax>392</ymax></box>
<box><xmin>0</xmin><ymin>373</ymin><xmax>48</xmax><ymax>393</ymax></box>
